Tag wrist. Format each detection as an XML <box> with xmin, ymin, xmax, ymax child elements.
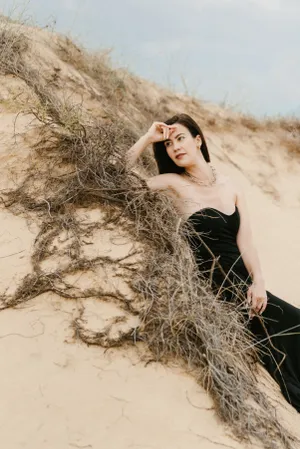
<box><xmin>143</xmin><ymin>133</ymin><xmax>153</xmax><ymax>145</ymax></box>
<box><xmin>252</xmin><ymin>276</ymin><xmax>265</xmax><ymax>286</ymax></box>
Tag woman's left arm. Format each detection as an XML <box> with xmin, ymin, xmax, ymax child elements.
<box><xmin>234</xmin><ymin>182</ymin><xmax>268</xmax><ymax>314</ymax></box>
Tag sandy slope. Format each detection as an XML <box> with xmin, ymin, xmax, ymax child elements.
<box><xmin>0</xmin><ymin>191</ymin><xmax>299</xmax><ymax>449</ymax></box>
<box><xmin>0</xmin><ymin>18</ymin><xmax>300</xmax><ymax>449</ymax></box>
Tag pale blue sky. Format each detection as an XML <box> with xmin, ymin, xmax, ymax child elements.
<box><xmin>1</xmin><ymin>0</ymin><xmax>300</xmax><ymax>117</ymax></box>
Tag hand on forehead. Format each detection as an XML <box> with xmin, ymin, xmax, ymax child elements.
<box><xmin>168</xmin><ymin>124</ymin><xmax>178</xmax><ymax>134</ymax></box>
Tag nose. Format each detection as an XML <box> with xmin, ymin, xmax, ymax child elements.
<box><xmin>174</xmin><ymin>141</ymin><xmax>182</xmax><ymax>151</ymax></box>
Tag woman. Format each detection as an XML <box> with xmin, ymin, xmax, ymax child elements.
<box><xmin>127</xmin><ymin>113</ymin><xmax>300</xmax><ymax>412</ymax></box>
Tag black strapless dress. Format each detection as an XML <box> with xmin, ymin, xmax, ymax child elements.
<box><xmin>185</xmin><ymin>205</ymin><xmax>300</xmax><ymax>412</ymax></box>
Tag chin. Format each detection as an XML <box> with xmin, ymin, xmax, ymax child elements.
<box><xmin>174</xmin><ymin>158</ymin><xmax>188</xmax><ymax>166</ymax></box>
<box><xmin>174</xmin><ymin>160</ymin><xmax>188</xmax><ymax>168</ymax></box>
<box><xmin>174</xmin><ymin>162</ymin><xmax>186</xmax><ymax>168</ymax></box>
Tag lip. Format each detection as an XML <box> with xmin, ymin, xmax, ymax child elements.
<box><xmin>175</xmin><ymin>153</ymin><xmax>186</xmax><ymax>159</ymax></box>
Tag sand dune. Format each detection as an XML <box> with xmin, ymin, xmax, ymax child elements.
<box><xmin>0</xmin><ymin>16</ymin><xmax>299</xmax><ymax>449</ymax></box>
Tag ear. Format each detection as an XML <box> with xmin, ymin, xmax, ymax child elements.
<box><xmin>196</xmin><ymin>135</ymin><xmax>202</xmax><ymax>146</ymax></box>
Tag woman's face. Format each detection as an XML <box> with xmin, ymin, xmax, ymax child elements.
<box><xmin>164</xmin><ymin>123</ymin><xmax>201</xmax><ymax>167</ymax></box>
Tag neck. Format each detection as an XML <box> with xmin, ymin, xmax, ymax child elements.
<box><xmin>184</xmin><ymin>161</ymin><xmax>212</xmax><ymax>182</ymax></box>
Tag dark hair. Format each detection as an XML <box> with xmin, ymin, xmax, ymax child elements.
<box><xmin>153</xmin><ymin>113</ymin><xmax>210</xmax><ymax>174</ymax></box>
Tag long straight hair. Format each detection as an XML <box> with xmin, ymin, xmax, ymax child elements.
<box><xmin>153</xmin><ymin>113</ymin><xmax>210</xmax><ymax>174</ymax></box>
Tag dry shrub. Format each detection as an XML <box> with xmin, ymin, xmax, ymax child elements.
<box><xmin>280</xmin><ymin>135</ymin><xmax>300</xmax><ymax>157</ymax></box>
<box><xmin>268</xmin><ymin>118</ymin><xmax>300</xmax><ymax>157</ymax></box>
<box><xmin>240</xmin><ymin>114</ymin><xmax>300</xmax><ymax>156</ymax></box>
<box><xmin>280</xmin><ymin>119</ymin><xmax>300</xmax><ymax>157</ymax></box>
<box><xmin>264</xmin><ymin>116</ymin><xmax>300</xmax><ymax>133</ymax></box>
<box><xmin>0</xmin><ymin>17</ymin><xmax>28</xmax><ymax>74</ymax></box>
<box><xmin>222</xmin><ymin>115</ymin><xmax>236</xmax><ymax>131</ymax></box>
<box><xmin>0</xmin><ymin>21</ymin><xmax>298</xmax><ymax>449</ymax></box>
<box><xmin>206</xmin><ymin>117</ymin><xmax>217</xmax><ymax>128</ymax></box>
<box><xmin>55</xmin><ymin>36</ymin><xmax>162</xmax><ymax>124</ymax></box>
<box><xmin>56</xmin><ymin>36</ymin><xmax>126</xmax><ymax>103</ymax></box>
<box><xmin>240</xmin><ymin>115</ymin><xmax>263</xmax><ymax>132</ymax></box>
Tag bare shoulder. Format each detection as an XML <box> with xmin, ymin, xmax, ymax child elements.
<box><xmin>217</xmin><ymin>172</ymin><xmax>242</xmax><ymax>198</ymax></box>
<box><xmin>146</xmin><ymin>173</ymin><xmax>182</xmax><ymax>192</ymax></box>
<box><xmin>216</xmin><ymin>171</ymin><xmax>236</xmax><ymax>190</ymax></box>
<box><xmin>217</xmin><ymin>171</ymin><xmax>230</xmax><ymax>185</ymax></box>
<box><xmin>221</xmin><ymin>174</ymin><xmax>247</xmax><ymax>202</ymax></box>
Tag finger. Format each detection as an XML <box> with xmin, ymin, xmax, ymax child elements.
<box><xmin>251</xmin><ymin>296</ymin><xmax>258</xmax><ymax>313</ymax></box>
<box><xmin>256</xmin><ymin>297</ymin><xmax>263</xmax><ymax>312</ymax></box>
<box><xmin>259</xmin><ymin>297</ymin><xmax>268</xmax><ymax>314</ymax></box>
<box><xmin>257</xmin><ymin>297</ymin><xmax>266</xmax><ymax>314</ymax></box>
<box><xmin>263</xmin><ymin>296</ymin><xmax>268</xmax><ymax>312</ymax></box>
<box><xmin>262</xmin><ymin>300</ymin><xmax>268</xmax><ymax>314</ymax></box>
<box><xmin>246</xmin><ymin>288</ymin><xmax>252</xmax><ymax>306</ymax></box>
<box><xmin>258</xmin><ymin>304</ymin><xmax>264</xmax><ymax>314</ymax></box>
<box><xmin>255</xmin><ymin>301</ymin><xmax>263</xmax><ymax>313</ymax></box>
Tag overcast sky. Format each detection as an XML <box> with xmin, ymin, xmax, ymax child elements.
<box><xmin>1</xmin><ymin>0</ymin><xmax>300</xmax><ymax>117</ymax></box>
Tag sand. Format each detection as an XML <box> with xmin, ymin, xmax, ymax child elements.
<box><xmin>0</xmin><ymin>18</ymin><xmax>299</xmax><ymax>449</ymax></box>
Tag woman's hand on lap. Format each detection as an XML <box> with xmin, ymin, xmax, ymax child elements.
<box><xmin>246</xmin><ymin>282</ymin><xmax>268</xmax><ymax>317</ymax></box>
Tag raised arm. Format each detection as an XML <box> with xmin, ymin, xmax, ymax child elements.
<box><xmin>125</xmin><ymin>121</ymin><xmax>177</xmax><ymax>168</ymax></box>
<box><xmin>126</xmin><ymin>122</ymin><xmax>179</xmax><ymax>194</ymax></box>
<box><xmin>126</xmin><ymin>134</ymin><xmax>152</xmax><ymax>168</ymax></box>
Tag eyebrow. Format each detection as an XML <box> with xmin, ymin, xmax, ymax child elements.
<box><xmin>165</xmin><ymin>132</ymin><xmax>184</xmax><ymax>143</ymax></box>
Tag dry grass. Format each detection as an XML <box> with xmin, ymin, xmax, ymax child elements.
<box><xmin>240</xmin><ymin>114</ymin><xmax>300</xmax><ymax>156</ymax></box>
<box><xmin>0</xmin><ymin>17</ymin><xmax>28</xmax><ymax>75</ymax></box>
<box><xmin>261</xmin><ymin>116</ymin><xmax>300</xmax><ymax>156</ymax></box>
<box><xmin>264</xmin><ymin>116</ymin><xmax>300</xmax><ymax>133</ymax></box>
<box><xmin>277</xmin><ymin>119</ymin><xmax>300</xmax><ymax>156</ymax></box>
<box><xmin>0</xmin><ymin>18</ymin><xmax>298</xmax><ymax>449</ymax></box>
<box><xmin>240</xmin><ymin>115</ymin><xmax>263</xmax><ymax>132</ymax></box>
<box><xmin>56</xmin><ymin>36</ymin><xmax>127</xmax><ymax>103</ymax></box>
<box><xmin>280</xmin><ymin>135</ymin><xmax>300</xmax><ymax>157</ymax></box>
